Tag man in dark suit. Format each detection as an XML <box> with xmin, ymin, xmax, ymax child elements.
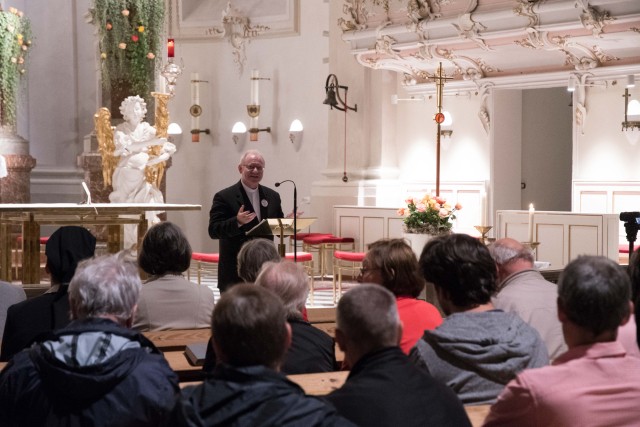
<box><xmin>208</xmin><ymin>150</ymin><xmax>283</xmax><ymax>292</ymax></box>
<box><xmin>0</xmin><ymin>226</ymin><xmax>96</xmax><ymax>361</ymax></box>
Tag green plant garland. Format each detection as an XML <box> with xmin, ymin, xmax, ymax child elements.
<box><xmin>0</xmin><ymin>7</ymin><xmax>31</xmax><ymax>129</ymax></box>
<box><xmin>89</xmin><ymin>0</ymin><xmax>164</xmax><ymax>104</ymax></box>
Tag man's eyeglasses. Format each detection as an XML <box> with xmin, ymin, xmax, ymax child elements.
<box><xmin>243</xmin><ymin>164</ymin><xmax>264</xmax><ymax>172</ymax></box>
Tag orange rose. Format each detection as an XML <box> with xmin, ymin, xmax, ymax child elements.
<box><xmin>455</xmin><ymin>203</ymin><xmax>462</xmax><ymax>210</ymax></box>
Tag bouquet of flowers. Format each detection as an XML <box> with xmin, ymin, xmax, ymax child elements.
<box><xmin>398</xmin><ymin>194</ymin><xmax>461</xmax><ymax>235</ymax></box>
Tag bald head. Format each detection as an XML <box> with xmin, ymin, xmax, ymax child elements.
<box><xmin>489</xmin><ymin>238</ymin><xmax>535</xmax><ymax>284</ymax></box>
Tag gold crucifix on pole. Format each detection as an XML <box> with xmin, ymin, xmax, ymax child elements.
<box><xmin>430</xmin><ymin>62</ymin><xmax>452</xmax><ymax>197</ymax></box>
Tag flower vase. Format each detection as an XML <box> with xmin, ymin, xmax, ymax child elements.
<box><xmin>403</xmin><ymin>232</ymin><xmax>444</xmax><ymax>314</ymax></box>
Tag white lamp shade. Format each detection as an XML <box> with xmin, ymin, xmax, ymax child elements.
<box><xmin>627</xmin><ymin>75</ymin><xmax>636</xmax><ymax>89</ymax></box>
<box><xmin>627</xmin><ymin>99</ymin><xmax>640</xmax><ymax>117</ymax></box>
<box><xmin>391</xmin><ymin>94</ymin><xmax>399</xmax><ymax>105</ymax></box>
<box><xmin>289</xmin><ymin>119</ymin><xmax>303</xmax><ymax>132</ymax></box>
<box><xmin>167</xmin><ymin>122</ymin><xmax>183</xmax><ymax>135</ymax></box>
<box><xmin>232</xmin><ymin>121</ymin><xmax>247</xmax><ymax>134</ymax></box>
<box><xmin>442</xmin><ymin>111</ymin><xmax>453</xmax><ymax>127</ymax></box>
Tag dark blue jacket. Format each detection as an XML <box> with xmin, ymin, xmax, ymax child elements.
<box><xmin>0</xmin><ymin>318</ymin><xmax>179</xmax><ymax>427</ymax></box>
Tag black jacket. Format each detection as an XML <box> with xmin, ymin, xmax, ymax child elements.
<box><xmin>175</xmin><ymin>363</ymin><xmax>354</xmax><ymax>427</ymax></box>
<box><xmin>324</xmin><ymin>347</ymin><xmax>472</xmax><ymax>427</ymax></box>
<box><xmin>203</xmin><ymin>318</ymin><xmax>338</xmax><ymax>375</ymax></box>
<box><xmin>0</xmin><ymin>287</ymin><xmax>71</xmax><ymax>361</ymax></box>
<box><xmin>0</xmin><ymin>318</ymin><xmax>179</xmax><ymax>427</ymax></box>
<box><xmin>208</xmin><ymin>181</ymin><xmax>283</xmax><ymax>291</ymax></box>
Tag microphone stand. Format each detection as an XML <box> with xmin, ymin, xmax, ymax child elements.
<box><xmin>276</xmin><ymin>180</ymin><xmax>297</xmax><ymax>262</ymax></box>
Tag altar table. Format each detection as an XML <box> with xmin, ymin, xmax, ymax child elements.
<box><xmin>0</xmin><ymin>203</ymin><xmax>201</xmax><ymax>284</ymax></box>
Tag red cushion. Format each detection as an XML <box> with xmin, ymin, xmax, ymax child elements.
<box><xmin>290</xmin><ymin>232</ymin><xmax>331</xmax><ymax>242</ymax></box>
<box><xmin>192</xmin><ymin>252</ymin><xmax>220</xmax><ymax>263</ymax></box>
<box><xmin>285</xmin><ymin>252</ymin><xmax>313</xmax><ymax>262</ymax></box>
<box><xmin>334</xmin><ymin>250</ymin><xmax>366</xmax><ymax>262</ymax></box>
<box><xmin>619</xmin><ymin>244</ymin><xmax>640</xmax><ymax>254</ymax></box>
<box><xmin>16</xmin><ymin>236</ymin><xmax>49</xmax><ymax>245</ymax></box>
<box><xmin>303</xmin><ymin>235</ymin><xmax>354</xmax><ymax>245</ymax></box>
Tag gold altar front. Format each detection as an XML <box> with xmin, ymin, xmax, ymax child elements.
<box><xmin>0</xmin><ymin>203</ymin><xmax>201</xmax><ymax>284</ymax></box>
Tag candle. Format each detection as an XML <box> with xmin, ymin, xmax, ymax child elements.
<box><xmin>191</xmin><ymin>72</ymin><xmax>199</xmax><ymax>133</ymax></box>
<box><xmin>250</xmin><ymin>69</ymin><xmax>259</xmax><ymax>105</ymax></box>
<box><xmin>528</xmin><ymin>203</ymin><xmax>535</xmax><ymax>243</ymax></box>
<box><xmin>167</xmin><ymin>38</ymin><xmax>175</xmax><ymax>58</ymax></box>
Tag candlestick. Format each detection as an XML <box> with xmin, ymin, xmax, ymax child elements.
<box><xmin>167</xmin><ymin>38</ymin><xmax>175</xmax><ymax>58</ymax></box>
<box><xmin>251</xmin><ymin>69</ymin><xmax>259</xmax><ymax>105</ymax></box>
<box><xmin>528</xmin><ymin>203</ymin><xmax>535</xmax><ymax>243</ymax></box>
<box><xmin>191</xmin><ymin>72</ymin><xmax>199</xmax><ymax>133</ymax></box>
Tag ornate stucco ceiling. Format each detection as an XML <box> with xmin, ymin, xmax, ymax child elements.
<box><xmin>339</xmin><ymin>0</ymin><xmax>640</xmax><ymax>90</ymax></box>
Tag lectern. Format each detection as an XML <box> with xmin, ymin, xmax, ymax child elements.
<box><xmin>246</xmin><ymin>218</ymin><xmax>316</xmax><ymax>258</ymax></box>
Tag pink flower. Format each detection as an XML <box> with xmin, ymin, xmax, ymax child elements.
<box><xmin>118</xmin><ymin>42</ymin><xmax>126</xmax><ymax>49</ymax></box>
<box><xmin>146</xmin><ymin>52</ymin><xmax>155</xmax><ymax>59</ymax></box>
<box><xmin>405</xmin><ymin>197</ymin><xmax>413</xmax><ymax>205</ymax></box>
<box><xmin>435</xmin><ymin>197</ymin><xmax>446</xmax><ymax>205</ymax></box>
<box><xmin>131</xmin><ymin>34</ymin><xmax>139</xmax><ymax>42</ymax></box>
<box><xmin>397</xmin><ymin>208</ymin><xmax>405</xmax><ymax>216</ymax></box>
<box><xmin>416</xmin><ymin>203</ymin><xmax>426</xmax><ymax>212</ymax></box>
<box><xmin>439</xmin><ymin>208</ymin><xmax>449</xmax><ymax>218</ymax></box>
<box><xmin>122</xmin><ymin>9</ymin><xmax>130</xmax><ymax>16</ymax></box>
<box><xmin>455</xmin><ymin>203</ymin><xmax>462</xmax><ymax>210</ymax></box>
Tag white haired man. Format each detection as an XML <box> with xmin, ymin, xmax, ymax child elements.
<box><xmin>0</xmin><ymin>254</ymin><xmax>179</xmax><ymax>426</ymax></box>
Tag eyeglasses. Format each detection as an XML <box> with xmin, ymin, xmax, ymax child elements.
<box><xmin>243</xmin><ymin>164</ymin><xmax>264</xmax><ymax>172</ymax></box>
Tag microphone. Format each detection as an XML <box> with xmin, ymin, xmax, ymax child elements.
<box><xmin>275</xmin><ymin>180</ymin><xmax>297</xmax><ymax>262</ymax></box>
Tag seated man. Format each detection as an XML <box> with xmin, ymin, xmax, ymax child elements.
<box><xmin>325</xmin><ymin>284</ymin><xmax>471</xmax><ymax>427</ymax></box>
<box><xmin>484</xmin><ymin>256</ymin><xmax>640</xmax><ymax>426</ymax></box>
<box><xmin>489</xmin><ymin>238</ymin><xmax>566</xmax><ymax>359</ymax></box>
<box><xmin>412</xmin><ymin>233</ymin><xmax>548</xmax><ymax>404</ymax></box>
<box><xmin>0</xmin><ymin>254</ymin><xmax>179</xmax><ymax>426</ymax></box>
<box><xmin>237</xmin><ymin>238</ymin><xmax>280</xmax><ymax>282</ymax></box>
<box><xmin>1</xmin><ymin>226</ymin><xmax>96</xmax><ymax>361</ymax></box>
<box><xmin>174</xmin><ymin>285</ymin><xmax>353</xmax><ymax>426</ymax></box>
<box><xmin>256</xmin><ymin>260</ymin><xmax>337</xmax><ymax>374</ymax></box>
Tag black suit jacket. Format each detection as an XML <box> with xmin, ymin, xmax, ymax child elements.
<box><xmin>0</xmin><ymin>289</ymin><xmax>71</xmax><ymax>361</ymax></box>
<box><xmin>208</xmin><ymin>181</ymin><xmax>283</xmax><ymax>291</ymax></box>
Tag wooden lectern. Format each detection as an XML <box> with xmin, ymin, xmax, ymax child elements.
<box><xmin>246</xmin><ymin>218</ymin><xmax>316</xmax><ymax>257</ymax></box>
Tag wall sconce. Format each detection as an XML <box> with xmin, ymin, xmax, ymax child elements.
<box><xmin>627</xmin><ymin>74</ymin><xmax>635</xmax><ymax>89</ymax></box>
<box><xmin>622</xmin><ymin>87</ymin><xmax>640</xmax><ymax>145</ymax></box>
<box><xmin>289</xmin><ymin>119</ymin><xmax>303</xmax><ymax>143</ymax></box>
<box><xmin>567</xmin><ymin>76</ymin><xmax>576</xmax><ymax>92</ymax></box>
<box><xmin>232</xmin><ymin>121</ymin><xmax>247</xmax><ymax>144</ymax></box>
<box><xmin>190</xmin><ymin>72</ymin><xmax>210</xmax><ymax>142</ymax></box>
<box><xmin>323</xmin><ymin>74</ymin><xmax>357</xmax><ymax>112</ymax></box>
<box><xmin>440</xmin><ymin>111</ymin><xmax>453</xmax><ymax>138</ymax></box>
<box><xmin>167</xmin><ymin>122</ymin><xmax>183</xmax><ymax>144</ymax></box>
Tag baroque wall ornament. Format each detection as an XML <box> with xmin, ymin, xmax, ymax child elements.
<box><xmin>218</xmin><ymin>2</ymin><xmax>269</xmax><ymax>74</ymax></box>
<box><xmin>576</xmin><ymin>1</ymin><xmax>615</xmax><ymax>37</ymax></box>
<box><xmin>338</xmin><ymin>0</ymin><xmax>370</xmax><ymax>31</ymax></box>
<box><xmin>452</xmin><ymin>13</ymin><xmax>492</xmax><ymax>51</ymax></box>
<box><xmin>478</xmin><ymin>82</ymin><xmax>493</xmax><ymax>136</ymax></box>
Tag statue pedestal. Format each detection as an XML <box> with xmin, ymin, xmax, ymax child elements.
<box><xmin>0</xmin><ymin>129</ymin><xmax>36</xmax><ymax>203</ymax></box>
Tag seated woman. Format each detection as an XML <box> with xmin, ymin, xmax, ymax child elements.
<box><xmin>134</xmin><ymin>222</ymin><xmax>215</xmax><ymax>331</ymax></box>
<box><xmin>256</xmin><ymin>260</ymin><xmax>337</xmax><ymax>374</ymax></box>
<box><xmin>359</xmin><ymin>238</ymin><xmax>443</xmax><ymax>354</ymax></box>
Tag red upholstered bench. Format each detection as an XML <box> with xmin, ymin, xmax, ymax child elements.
<box><xmin>619</xmin><ymin>244</ymin><xmax>640</xmax><ymax>254</ymax></box>
<box><xmin>333</xmin><ymin>250</ymin><xmax>366</xmax><ymax>304</ymax></box>
<box><xmin>285</xmin><ymin>251</ymin><xmax>316</xmax><ymax>304</ymax></box>
<box><xmin>190</xmin><ymin>252</ymin><xmax>219</xmax><ymax>286</ymax></box>
<box><xmin>302</xmin><ymin>235</ymin><xmax>355</xmax><ymax>278</ymax></box>
<box><xmin>289</xmin><ymin>232</ymin><xmax>331</xmax><ymax>252</ymax></box>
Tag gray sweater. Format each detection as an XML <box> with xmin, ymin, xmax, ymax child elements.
<box><xmin>411</xmin><ymin>310</ymin><xmax>549</xmax><ymax>405</ymax></box>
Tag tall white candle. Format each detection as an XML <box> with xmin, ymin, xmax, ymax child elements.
<box><xmin>251</xmin><ymin>69</ymin><xmax>259</xmax><ymax>105</ymax></box>
<box><xmin>528</xmin><ymin>203</ymin><xmax>535</xmax><ymax>242</ymax></box>
<box><xmin>191</xmin><ymin>73</ymin><xmax>199</xmax><ymax>131</ymax></box>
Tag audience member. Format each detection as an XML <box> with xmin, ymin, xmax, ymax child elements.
<box><xmin>174</xmin><ymin>285</ymin><xmax>353</xmax><ymax>426</ymax></box>
<box><xmin>484</xmin><ymin>255</ymin><xmax>640</xmax><ymax>426</ymax></box>
<box><xmin>134</xmin><ymin>221</ymin><xmax>215</xmax><ymax>331</ymax></box>
<box><xmin>256</xmin><ymin>260</ymin><xmax>337</xmax><ymax>374</ymax></box>
<box><xmin>1</xmin><ymin>226</ymin><xmax>96</xmax><ymax>361</ymax></box>
<box><xmin>360</xmin><ymin>238</ymin><xmax>442</xmax><ymax>354</ymax></box>
<box><xmin>620</xmin><ymin>247</ymin><xmax>640</xmax><ymax>356</ymax></box>
<box><xmin>489</xmin><ymin>238</ymin><xmax>567</xmax><ymax>359</ymax></box>
<box><xmin>237</xmin><ymin>238</ymin><xmax>280</xmax><ymax>282</ymax></box>
<box><xmin>325</xmin><ymin>284</ymin><xmax>471</xmax><ymax>426</ymax></box>
<box><xmin>411</xmin><ymin>233</ymin><xmax>548</xmax><ymax>404</ymax></box>
<box><xmin>0</xmin><ymin>254</ymin><xmax>179</xmax><ymax>426</ymax></box>
<box><xmin>0</xmin><ymin>282</ymin><xmax>25</xmax><ymax>343</ymax></box>
<box><xmin>202</xmin><ymin>238</ymin><xmax>281</xmax><ymax>371</ymax></box>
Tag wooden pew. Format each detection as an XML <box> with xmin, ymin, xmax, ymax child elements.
<box><xmin>143</xmin><ymin>328</ymin><xmax>211</xmax><ymax>351</ymax></box>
